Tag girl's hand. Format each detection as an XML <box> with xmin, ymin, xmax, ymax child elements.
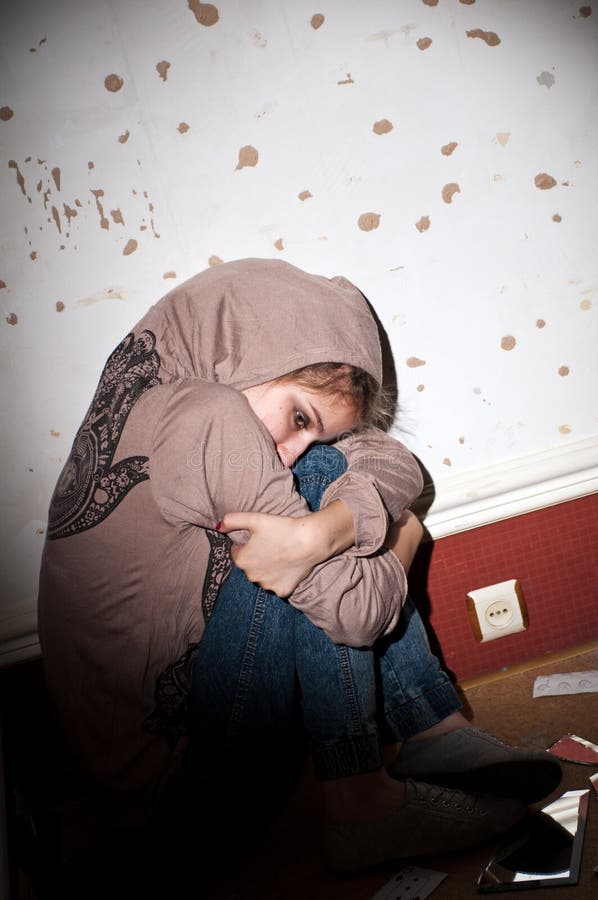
<box><xmin>218</xmin><ymin>500</ymin><xmax>355</xmax><ymax>598</ymax></box>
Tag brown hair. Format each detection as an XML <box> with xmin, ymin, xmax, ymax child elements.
<box><xmin>276</xmin><ymin>362</ymin><xmax>394</xmax><ymax>430</ymax></box>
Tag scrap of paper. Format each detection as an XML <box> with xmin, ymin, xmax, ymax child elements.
<box><xmin>548</xmin><ymin>734</ymin><xmax>598</xmax><ymax>765</ymax></box>
<box><xmin>533</xmin><ymin>670</ymin><xmax>598</xmax><ymax>697</ymax></box>
<box><xmin>370</xmin><ymin>865</ymin><xmax>447</xmax><ymax>900</ymax></box>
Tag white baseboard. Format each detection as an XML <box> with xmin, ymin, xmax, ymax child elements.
<box><xmin>2</xmin><ymin>435</ymin><xmax>597</xmax><ymax>667</ymax></box>
<box><xmin>423</xmin><ymin>435</ymin><xmax>598</xmax><ymax>538</ymax></box>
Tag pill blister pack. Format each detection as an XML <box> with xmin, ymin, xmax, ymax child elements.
<box><xmin>533</xmin><ymin>670</ymin><xmax>598</xmax><ymax>697</ymax></box>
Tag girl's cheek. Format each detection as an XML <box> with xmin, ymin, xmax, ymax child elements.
<box><xmin>264</xmin><ymin>417</ymin><xmax>287</xmax><ymax>446</ymax></box>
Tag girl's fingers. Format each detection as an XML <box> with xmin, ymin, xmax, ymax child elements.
<box><xmin>217</xmin><ymin>511</ymin><xmax>256</xmax><ymax>533</ymax></box>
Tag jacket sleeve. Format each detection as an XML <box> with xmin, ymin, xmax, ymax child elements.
<box><xmin>150</xmin><ymin>382</ymin><xmax>417</xmax><ymax>647</ymax></box>
<box><xmin>149</xmin><ymin>381</ymin><xmax>309</xmax><ymax>533</ymax></box>
<box><xmin>324</xmin><ymin>427</ymin><xmax>424</xmax><ymax>555</ymax></box>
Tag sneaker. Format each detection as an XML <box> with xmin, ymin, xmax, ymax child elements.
<box><xmin>321</xmin><ymin>778</ymin><xmax>528</xmax><ymax>873</ymax></box>
<box><xmin>389</xmin><ymin>727</ymin><xmax>562</xmax><ymax>803</ymax></box>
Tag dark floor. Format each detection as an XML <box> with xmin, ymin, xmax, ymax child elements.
<box><xmin>1</xmin><ymin>648</ymin><xmax>597</xmax><ymax>900</ymax></box>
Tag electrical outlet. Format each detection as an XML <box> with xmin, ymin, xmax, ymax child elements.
<box><xmin>466</xmin><ymin>579</ymin><xmax>529</xmax><ymax>643</ymax></box>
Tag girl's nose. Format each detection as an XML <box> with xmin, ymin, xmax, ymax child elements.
<box><xmin>277</xmin><ymin>433</ymin><xmax>313</xmax><ymax>467</ymax></box>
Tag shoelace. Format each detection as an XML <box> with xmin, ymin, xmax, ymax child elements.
<box><xmin>411</xmin><ymin>780</ymin><xmax>488</xmax><ymax>816</ymax></box>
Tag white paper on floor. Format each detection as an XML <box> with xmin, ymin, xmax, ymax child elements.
<box><xmin>532</xmin><ymin>670</ymin><xmax>598</xmax><ymax>697</ymax></box>
<box><xmin>370</xmin><ymin>865</ymin><xmax>447</xmax><ymax>900</ymax></box>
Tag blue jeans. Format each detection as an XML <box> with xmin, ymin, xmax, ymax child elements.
<box><xmin>189</xmin><ymin>445</ymin><xmax>461</xmax><ymax>782</ymax></box>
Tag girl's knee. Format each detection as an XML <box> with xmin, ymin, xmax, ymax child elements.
<box><xmin>293</xmin><ymin>443</ymin><xmax>347</xmax><ymax>482</ymax></box>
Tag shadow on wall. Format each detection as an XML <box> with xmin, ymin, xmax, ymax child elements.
<box><xmin>364</xmin><ymin>293</ymin><xmax>459</xmax><ymax>686</ymax></box>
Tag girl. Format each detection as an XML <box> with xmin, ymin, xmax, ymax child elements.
<box><xmin>38</xmin><ymin>259</ymin><xmax>559</xmax><ymax>871</ymax></box>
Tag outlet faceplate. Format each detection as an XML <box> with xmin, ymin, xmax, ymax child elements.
<box><xmin>466</xmin><ymin>579</ymin><xmax>529</xmax><ymax>643</ymax></box>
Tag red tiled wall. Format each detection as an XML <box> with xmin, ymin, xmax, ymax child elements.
<box><xmin>409</xmin><ymin>493</ymin><xmax>598</xmax><ymax>683</ymax></box>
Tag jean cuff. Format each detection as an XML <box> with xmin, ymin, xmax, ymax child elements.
<box><xmin>311</xmin><ymin>731</ymin><xmax>382</xmax><ymax>780</ymax></box>
<box><xmin>383</xmin><ymin>681</ymin><xmax>463</xmax><ymax>742</ymax></box>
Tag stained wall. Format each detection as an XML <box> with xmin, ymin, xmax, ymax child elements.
<box><xmin>1</xmin><ymin>0</ymin><xmax>597</xmax><ymax>662</ymax></box>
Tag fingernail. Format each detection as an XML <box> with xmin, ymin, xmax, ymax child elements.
<box><xmin>215</xmin><ymin>521</ymin><xmax>222</xmax><ymax>531</ymax></box>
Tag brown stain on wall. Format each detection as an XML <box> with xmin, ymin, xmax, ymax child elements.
<box><xmin>178</xmin><ymin>122</ymin><xmax>190</xmax><ymax>133</ymax></box>
<box><xmin>466</xmin><ymin>28</ymin><xmax>501</xmax><ymax>46</ymax></box>
<box><xmin>460</xmin><ymin>0</ymin><xmax>476</xmax><ymax>4</ymax></box>
<box><xmin>148</xmin><ymin>203</ymin><xmax>160</xmax><ymax>238</ymax></box>
<box><xmin>56</xmin><ymin>301</ymin><xmax>65</xmax><ymax>312</ymax></box>
<box><xmin>311</xmin><ymin>14</ymin><xmax>325</xmax><ymax>29</ymax></box>
<box><xmin>559</xmin><ymin>424</ymin><xmax>572</xmax><ymax>434</ymax></box>
<box><xmin>6</xmin><ymin>313</ymin><xmax>18</xmax><ymax>325</ymax></box>
<box><xmin>91</xmin><ymin>190</ymin><xmax>110</xmax><ymax>229</ymax></box>
<box><xmin>0</xmin><ymin>280</ymin><xmax>6</xmax><ymax>289</ymax></box>
<box><xmin>274</xmin><ymin>238</ymin><xmax>284</xmax><ymax>251</ymax></box>
<box><xmin>441</xmin><ymin>141</ymin><xmax>458</xmax><ymax>156</ymax></box>
<box><xmin>442</xmin><ymin>182</ymin><xmax>460</xmax><ymax>203</ymax></box>
<box><xmin>8</xmin><ymin>160</ymin><xmax>28</xmax><ymax>198</ymax></box>
<box><xmin>415</xmin><ymin>215</ymin><xmax>430</xmax><ymax>232</ymax></box>
<box><xmin>337</xmin><ymin>73</ymin><xmax>354</xmax><ymax>85</ymax></box>
<box><xmin>443</xmin><ymin>458</ymin><xmax>452</xmax><ymax>467</ymax></box>
<box><xmin>236</xmin><ymin>145</ymin><xmax>259</xmax><ymax>169</ymax></box>
<box><xmin>111</xmin><ymin>209</ymin><xmax>124</xmax><ymax>225</ymax></box>
<box><xmin>118</xmin><ymin>130</ymin><xmax>130</xmax><ymax>144</ymax></box>
<box><xmin>76</xmin><ymin>289</ymin><xmax>124</xmax><ymax>307</ymax></box>
<box><xmin>535</xmin><ymin>173</ymin><xmax>557</xmax><ymax>190</ymax></box>
<box><xmin>156</xmin><ymin>61</ymin><xmax>171</xmax><ymax>81</ymax></box>
<box><xmin>406</xmin><ymin>356</ymin><xmax>426</xmax><ymax>368</ymax></box>
<box><xmin>64</xmin><ymin>203</ymin><xmax>77</xmax><ymax>225</ymax></box>
<box><xmin>417</xmin><ymin>384</ymin><xmax>425</xmax><ymax>392</ymax></box>
<box><xmin>501</xmin><ymin>335</ymin><xmax>516</xmax><ymax>351</ymax></box>
<box><xmin>188</xmin><ymin>0</ymin><xmax>219</xmax><ymax>27</ymax></box>
<box><xmin>417</xmin><ymin>37</ymin><xmax>432</xmax><ymax>50</ymax></box>
<box><xmin>51</xmin><ymin>205</ymin><xmax>62</xmax><ymax>234</ymax></box>
<box><xmin>30</xmin><ymin>251</ymin><xmax>37</xmax><ymax>260</ymax></box>
<box><xmin>358</xmin><ymin>212</ymin><xmax>381</xmax><ymax>232</ymax></box>
<box><xmin>104</xmin><ymin>74</ymin><xmax>124</xmax><ymax>92</ymax></box>
<box><xmin>580</xmin><ymin>299</ymin><xmax>592</xmax><ymax>310</ymax></box>
<box><xmin>123</xmin><ymin>239</ymin><xmax>138</xmax><ymax>255</ymax></box>
<box><xmin>423</xmin><ymin>0</ymin><xmax>438</xmax><ymax>6</ymax></box>
<box><xmin>163</xmin><ymin>271</ymin><xmax>177</xmax><ymax>279</ymax></box>
<box><xmin>51</xmin><ymin>167</ymin><xmax>61</xmax><ymax>191</ymax></box>
<box><xmin>552</xmin><ymin>213</ymin><xmax>562</xmax><ymax>223</ymax></box>
<box><xmin>209</xmin><ymin>256</ymin><xmax>223</xmax><ymax>266</ymax></box>
<box><xmin>496</xmin><ymin>132</ymin><xmax>510</xmax><ymax>146</ymax></box>
<box><xmin>298</xmin><ymin>190</ymin><xmax>312</xmax><ymax>201</ymax></box>
<box><xmin>579</xmin><ymin>6</ymin><xmax>592</xmax><ymax>17</ymax></box>
<box><xmin>536</xmin><ymin>319</ymin><xmax>546</xmax><ymax>328</ymax></box>
<box><xmin>558</xmin><ymin>366</ymin><xmax>570</xmax><ymax>376</ymax></box>
<box><xmin>373</xmin><ymin>119</ymin><xmax>393</xmax><ymax>135</ymax></box>
<box><xmin>1</xmin><ymin>107</ymin><xmax>14</xmax><ymax>121</ymax></box>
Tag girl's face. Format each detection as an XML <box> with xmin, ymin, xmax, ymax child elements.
<box><xmin>242</xmin><ymin>380</ymin><xmax>358</xmax><ymax>467</ymax></box>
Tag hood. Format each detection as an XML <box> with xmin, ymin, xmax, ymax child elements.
<box><xmin>150</xmin><ymin>258</ymin><xmax>382</xmax><ymax>390</ymax></box>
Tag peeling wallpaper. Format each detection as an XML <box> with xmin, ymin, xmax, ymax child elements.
<box><xmin>1</xmin><ymin>0</ymin><xmax>597</xmax><ymax>626</ymax></box>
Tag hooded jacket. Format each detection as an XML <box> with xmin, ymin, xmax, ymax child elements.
<box><xmin>37</xmin><ymin>259</ymin><xmax>423</xmax><ymax>803</ymax></box>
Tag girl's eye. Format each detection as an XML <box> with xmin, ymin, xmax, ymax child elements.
<box><xmin>294</xmin><ymin>410</ymin><xmax>309</xmax><ymax>430</ymax></box>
